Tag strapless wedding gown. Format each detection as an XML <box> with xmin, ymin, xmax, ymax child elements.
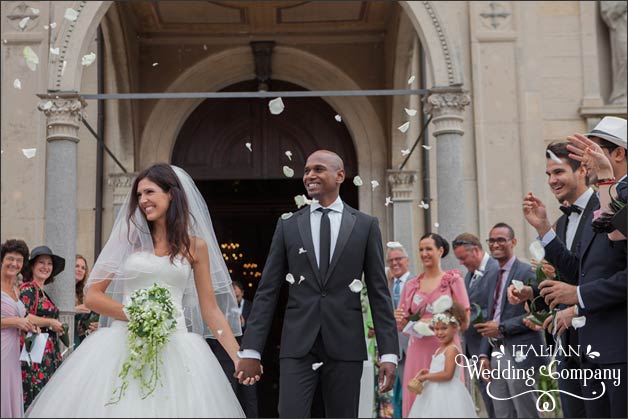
<box><xmin>26</xmin><ymin>253</ymin><xmax>245</xmax><ymax>418</ymax></box>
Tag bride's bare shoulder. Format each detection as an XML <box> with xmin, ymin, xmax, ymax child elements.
<box><xmin>189</xmin><ymin>236</ymin><xmax>208</xmax><ymax>258</ymax></box>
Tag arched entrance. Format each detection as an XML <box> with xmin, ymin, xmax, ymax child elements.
<box><xmin>172</xmin><ymin>79</ymin><xmax>358</xmax><ymax>417</ymax></box>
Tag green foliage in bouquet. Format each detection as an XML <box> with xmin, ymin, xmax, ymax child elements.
<box><xmin>58</xmin><ymin>323</ymin><xmax>70</xmax><ymax>349</ymax></box>
<box><xmin>407</xmin><ymin>308</ymin><xmax>423</xmax><ymax>322</ymax></box>
<box><xmin>527</xmin><ymin>296</ymin><xmax>556</xmax><ymax>327</ymax></box>
<box><xmin>470</xmin><ymin>302</ymin><xmax>484</xmax><ymax>324</ymax></box>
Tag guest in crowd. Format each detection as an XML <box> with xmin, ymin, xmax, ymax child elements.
<box><xmin>396</xmin><ymin>233</ymin><xmax>469</xmax><ymax>418</ymax></box>
<box><xmin>74</xmin><ymin>255</ymin><xmax>98</xmax><ymax>349</ymax></box>
<box><xmin>19</xmin><ymin>246</ymin><xmax>65</xmax><ymax>409</ymax></box>
<box><xmin>1</xmin><ymin>239</ymin><xmax>36</xmax><ymax>418</ymax></box>
<box><xmin>452</xmin><ymin>233</ymin><xmax>498</xmax><ymax>418</ymax></box>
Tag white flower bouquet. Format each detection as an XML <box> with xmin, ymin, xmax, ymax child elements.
<box><xmin>108</xmin><ymin>283</ymin><xmax>177</xmax><ymax>405</ymax></box>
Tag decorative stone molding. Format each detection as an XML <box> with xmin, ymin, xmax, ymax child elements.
<box><xmin>37</xmin><ymin>93</ymin><xmax>87</xmax><ymax>143</ymax></box>
<box><xmin>422</xmin><ymin>1</ymin><xmax>455</xmax><ymax>85</ymax></box>
<box><xmin>423</xmin><ymin>86</ymin><xmax>471</xmax><ymax>137</ymax></box>
<box><xmin>479</xmin><ymin>1</ymin><xmax>512</xmax><ymax>31</ymax></box>
<box><xmin>6</xmin><ymin>2</ymin><xmax>40</xmax><ymax>31</ymax></box>
<box><xmin>54</xmin><ymin>1</ymin><xmax>87</xmax><ymax>89</ymax></box>
<box><xmin>387</xmin><ymin>170</ymin><xmax>417</xmax><ymax>201</ymax></box>
<box><xmin>108</xmin><ymin>172</ymin><xmax>138</xmax><ymax>208</ymax></box>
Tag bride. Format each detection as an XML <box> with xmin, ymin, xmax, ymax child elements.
<box><xmin>27</xmin><ymin>164</ymin><xmax>256</xmax><ymax>417</ymax></box>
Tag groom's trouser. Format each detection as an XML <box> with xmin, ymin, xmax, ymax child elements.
<box><xmin>279</xmin><ymin>333</ymin><xmax>363</xmax><ymax>418</ymax></box>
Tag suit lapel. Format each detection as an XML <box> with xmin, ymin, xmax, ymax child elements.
<box><xmin>556</xmin><ymin>214</ymin><xmax>568</xmax><ymax>245</ymax></box>
<box><xmin>297</xmin><ymin>210</ymin><xmax>321</xmax><ymax>283</ymax></box>
<box><xmin>324</xmin><ymin>206</ymin><xmax>357</xmax><ymax>286</ymax></box>
<box><xmin>499</xmin><ymin>259</ymin><xmax>518</xmax><ymax>318</ymax></box>
<box><xmin>574</xmin><ymin>195</ymin><xmax>599</xmax><ymax>258</ymax></box>
<box><xmin>572</xmin><ymin>194</ymin><xmax>598</xmax><ymax>253</ymax></box>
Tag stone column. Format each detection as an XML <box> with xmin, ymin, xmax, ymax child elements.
<box><xmin>108</xmin><ymin>172</ymin><xmax>138</xmax><ymax>219</ymax></box>
<box><xmin>387</xmin><ymin>170</ymin><xmax>418</xmax><ymax>274</ymax></box>
<box><xmin>423</xmin><ymin>87</ymin><xmax>471</xmax><ymax>269</ymax></box>
<box><xmin>37</xmin><ymin>93</ymin><xmax>87</xmax><ymax>354</ymax></box>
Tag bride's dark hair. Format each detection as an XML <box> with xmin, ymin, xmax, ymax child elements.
<box><xmin>128</xmin><ymin>163</ymin><xmax>193</xmax><ymax>264</ymax></box>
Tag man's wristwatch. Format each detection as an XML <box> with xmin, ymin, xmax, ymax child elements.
<box><xmin>498</xmin><ymin>324</ymin><xmax>507</xmax><ymax>337</ymax></box>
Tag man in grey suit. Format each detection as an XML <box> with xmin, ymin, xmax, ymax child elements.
<box><xmin>237</xmin><ymin>150</ymin><xmax>399</xmax><ymax>418</ymax></box>
<box><xmin>475</xmin><ymin>223</ymin><xmax>545</xmax><ymax>418</ymax></box>
<box><xmin>452</xmin><ymin>233</ymin><xmax>499</xmax><ymax>418</ymax></box>
<box><xmin>386</xmin><ymin>243</ymin><xmax>411</xmax><ymax>418</ymax></box>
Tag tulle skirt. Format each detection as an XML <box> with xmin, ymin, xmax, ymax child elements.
<box><xmin>26</xmin><ymin>321</ymin><xmax>244</xmax><ymax>418</ymax></box>
<box><xmin>407</xmin><ymin>379</ymin><xmax>477</xmax><ymax>418</ymax></box>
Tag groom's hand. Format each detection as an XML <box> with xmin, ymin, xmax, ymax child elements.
<box><xmin>235</xmin><ymin>358</ymin><xmax>262</xmax><ymax>385</ymax></box>
<box><xmin>378</xmin><ymin>362</ymin><xmax>396</xmax><ymax>393</ymax></box>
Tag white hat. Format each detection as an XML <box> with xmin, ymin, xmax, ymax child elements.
<box><xmin>585</xmin><ymin>116</ymin><xmax>627</xmax><ymax>149</ymax></box>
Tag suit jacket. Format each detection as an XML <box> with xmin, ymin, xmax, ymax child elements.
<box><xmin>463</xmin><ymin>255</ymin><xmax>499</xmax><ymax>358</ymax></box>
<box><xmin>544</xmin><ymin>194</ymin><xmax>627</xmax><ymax>365</ymax></box>
<box><xmin>480</xmin><ymin>258</ymin><xmax>546</xmax><ymax>369</ymax></box>
<box><xmin>242</xmin><ymin>203</ymin><xmax>399</xmax><ymax>361</ymax></box>
<box><xmin>389</xmin><ymin>274</ymin><xmax>411</xmax><ymax>361</ymax></box>
<box><xmin>240</xmin><ymin>299</ymin><xmax>252</xmax><ymax>331</ymax></box>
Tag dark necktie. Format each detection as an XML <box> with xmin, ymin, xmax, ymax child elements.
<box><xmin>559</xmin><ymin>204</ymin><xmax>582</xmax><ymax>216</ymax></box>
<box><xmin>317</xmin><ymin>208</ymin><xmax>332</xmax><ymax>278</ymax></box>
<box><xmin>490</xmin><ymin>269</ymin><xmax>506</xmax><ymax>319</ymax></box>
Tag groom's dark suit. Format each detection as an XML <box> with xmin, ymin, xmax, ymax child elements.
<box><xmin>242</xmin><ymin>201</ymin><xmax>398</xmax><ymax>417</ymax></box>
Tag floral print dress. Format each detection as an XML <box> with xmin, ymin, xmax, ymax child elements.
<box><xmin>19</xmin><ymin>282</ymin><xmax>63</xmax><ymax>409</ymax></box>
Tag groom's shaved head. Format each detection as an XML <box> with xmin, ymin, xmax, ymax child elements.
<box><xmin>308</xmin><ymin>150</ymin><xmax>344</xmax><ymax>171</ymax></box>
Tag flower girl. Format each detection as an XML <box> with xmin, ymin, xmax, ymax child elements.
<box><xmin>407</xmin><ymin>296</ymin><xmax>477</xmax><ymax>418</ymax></box>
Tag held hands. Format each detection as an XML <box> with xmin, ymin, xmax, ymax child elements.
<box><xmin>378</xmin><ymin>362</ymin><xmax>396</xmax><ymax>393</ymax></box>
<box><xmin>15</xmin><ymin>317</ymin><xmax>37</xmax><ymax>333</ymax></box>
<box><xmin>235</xmin><ymin>357</ymin><xmax>263</xmax><ymax>385</ymax></box>
<box><xmin>416</xmin><ymin>368</ymin><xmax>429</xmax><ymax>382</ymax></box>
<box><xmin>522</xmin><ymin>193</ymin><xmax>552</xmax><ymax>236</ymax></box>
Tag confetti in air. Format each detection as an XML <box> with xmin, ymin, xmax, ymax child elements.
<box><xmin>283</xmin><ymin>166</ymin><xmax>294</xmax><ymax>178</ymax></box>
<box><xmin>353</xmin><ymin>176</ymin><xmax>363</xmax><ymax>187</ymax></box>
<box><xmin>407</xmin><ymin>75</ymin><xmax>416</xmax><ymax>85</ymax></box>
<box><xmin>269</xmin><ymin>97</ymin><xmax>285</xmax><ymax>115</ymax></box>
<box><xmin>398</xmin><ymin>122</ymin><xmax>410</xmax><ymax>133</ymax></box>
<box><xmin>285</xmin><ymin>273</ymin><xmax>295</xmax><ymax>285</ymax></box>
<box><xmin>385</xmin><ymin>197</ymin><xmax>393</xmax><ymax>206</ymax></box>
<box><xmin>401</xmin><ymin>149</ymin><xmax>410</xmax><ymax>157</ymax></box>
<box><xmin>404</xmin><ymin>108</ymin><xmax>417</xmax><ymax>116</ymax></box>
<box><xmin>285</xmin><ymin>150</ymin><xmax>292</xmax><ymax>160</ymax></box>
<box><xmin>13</xmin><ymin>79</ymin><xmax>22</xmax><ymax>90</ymax></box>
<box><xmin>81</xmin><ymin>52</ymin><xmax>96</xmax><ymax>67</ymax></box>
<box><xmin>64</xmin><ymin>8</ymin><xmax>79</xmax><ymax>22</ymax></box>
<box><xmin>245</xmin><ymin>142</ymin><xmax>252</xmax><ymax>152</ymax></box>
<box><xmin>334</xmin><ymin>114</ymin><xmax>342</xmax><ymax>122</ymax></box>
<box><xmin>371</xmin><ymin>180</ymin><xmax>380</xmax><ymax>190</ymax></box>
<box><xmin>22</xmin><ymin>148</ymin><xmax>37</xmax><ymax>159</ymax></box>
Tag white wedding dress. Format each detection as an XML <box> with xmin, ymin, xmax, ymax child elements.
<box><xmin>26</xmin><ymin>253</ymin><xmax>245</xmax><ymax>418</ymax></box>
<box><xmin>407</xmin><ymin>346</ymin><xmax>477</xmax><ymax>418</ymax></box>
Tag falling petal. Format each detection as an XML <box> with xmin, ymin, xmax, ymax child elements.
<box><xmin>401</xmin><ymin>148</ymin><xmax>410</xmax><ymax>157</ymax></box>
<box><xmin>30</xmin><ymin>8</ymin><xmax>40</xmax><ymax>15</ymax></box>
<box><xmin>353</xmin><ymin>176</ymin><xmax>363</xmax><ymax>187</ymax></box>
<box><xmin>152</xmin><ymin>62</ymin><xmax>159</xmax><ymax>67</ymax></box>
<box><xmin>22</xmin><ymin>148</ymin><xmax>37</xmax><ymax>159</ymax></box>
<box><xmin>385</xmin><ymin>197</ymin><xmax>393</xmax><ymax>206</ymax></box>
<box><xmin>514</xmin><ymin>351</ymin><xmax>526</xmax><ymax>363</ymax></box>
<box><xmin>572</xmin><ymin>316</ymin><xmax>586</xmax><ymax>329</ymax></box>
<box><xmin>547</xmin><ymin>149</ymin><xmax>562</xmax><ymax>164</ymax></box>
<box><xmin>203</xmin><ymin>44</ymin><xmax>208</xmax><ymax>51</ymax></box>
<box><xmin>512</xmin><ymin>280</ymin><xmax>524</xmax><ymax>292</ymax></box>
<box><xmin>217</xmin><ymin>329</ymin><xmax>223</xmax><ymax>336</ymax></box>
<box><xmin>294</xmin><ymin>194</ymin><xmax>306</xmax><ymax>208</ymax></box>
<box><xmin>285</xmin><ymin>273</ymin><xmax>295</xmax><ymax>285</ymax></box>
<box><xmin>3</xmin><ymin>39</ymin><xmax>8</xmax><ymax>43</ymax></box>
<box><xmin>434</xmin><ymin>222</ymin><xmax>440</xmax><ymax>228</ymax></box>
<box><xmin>18</xmin><ymin>17</ymin><xmax>30</xmax><ymax>29</ymax></box>
<box><xmin>348</xmin><ymin>279</ymin><xmax>363</xmax><ymax>293</ymax></box>
<box><xmin>283</xmin><ymin>166</ymin><xmax>294</xmax><ymax>178</ymax></box>
<box><xmin>311</xmin><ymin>362</ymin><xmax>324</xmax><ymax>371</ymax></box>
<box><xmin>299</xmin><ymin>247</ymin><xmax>307</xmax><ymax>254</ymax></box>
<box><xmin>334</xmin><ymin>114</ymin><xmax>342</xmax><ymax>122</ymax></box>
<box><xmin>269</xmin><ymin>97</ymin><xmax>285</xmax><ymax>115</ymax></box>
<box><xmin>81</xmin><ymin>52</ymin><xmax>96</xmax><ymax>66</ymax></box>
<box><xmin>404</xmin><ymin>108</ymin><xmax>417</xmax><ymax>116</ymax></box>
<box><xmin>387</xmin><ymin>241</ymin><xmax>402</xmax><ymax>249</ymax></box>
<box><xmin>64</xmin><ymin>8</ymin><xmax>79</xmax><ymax>22</ymax></box>
<box><xmin>407</xmin><ymin>75</ymin><xmax>415</xmax><ymax>85</ymax></box>
<box><xmin>398</xmin><ymin>121</ymin><xmax>410</xmax><ymax>133</ymax></box>
<box><xmin>23</xmin><ymin>46</ymin><xmax>39</xmax><ymax>71</ymax></box>
<box><xmin>50</xmin><ymin>47</ymin><xmax>59</xmax><ymax>55</ymax></box>
<box><xmin>413</xmin><ymin>321</ymin><xmax>435</xmax><ymax>337</ymax></box>
<box><xmin>529</xmin><ymin>240</ymin><xmax>546</xmax><ymax>262</ymax></box>
<box><xmin>298</xmin><ymin>275</ymin><xmax>305</xmax><ymax>284</ymax></box>
<box><xmin>245</xmin><ymin>142</ymin><xmax>252</xmax><ymax>152</ymax></box>
<box><xmin>371</xmin><ymin>180</ymin><xmax>379</xmax><ymax>190</ymax></box>
<box><xmin>61</xmin><ymin>60</ymin><xmax>67</xmax><ymax>76</ymax></box>
<box><xmin>421</xmin><ymin>144</ymin><xmax>432</xmax><ymax>150</ymax></box>
<box><xmin>285</xmin><ymin>150</ymin><xmax>292</xmax><ymax>160</ymax></box>
<box><xmin>281</xmin><ymin>212</ymin><xmax>293</xmax><ymax>220</ymax></box>
<box><xmin>50</xmin><ymin>22</ymin><xmax>57</xmax><ymax>28</ymax></box>
<box><xmin>13</xmin><ymin>79</ymin><xmax>21</xmax><ymax>90</ymax></box>
<box><xmin>419</xmin><ymin>200</ymin><xmax>429</xmax><ymax>210</ymax></box>
<box><xmin>41</xmin><ymin>101</ymin><xmax>53</xmax><ymax>110</ymax></box>
<box><xmin>44</xmin><ymin>25</ymin><xmax>49</xmax><ymax>30</ymax></box>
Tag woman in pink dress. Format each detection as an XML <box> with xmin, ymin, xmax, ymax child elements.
<box><xmin>1</xmin><ymin>239</ymin><xmax>36</xmax><ymax>418</ymax></box>
<box><xmin>395</xmin><ymin>233</ymin><xmax>470</xmax><ymax>417</ymax></box>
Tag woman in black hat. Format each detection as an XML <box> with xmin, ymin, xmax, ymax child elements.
<box><xmin>19</xmin><ymin>245</ymin><xmax>65</xmax><ymax>409</ymax></box>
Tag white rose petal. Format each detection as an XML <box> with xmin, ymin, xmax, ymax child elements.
<box><xmin>398</xmin><ymin>121</ymin><xmax>410</xmax><ymax>133</ymax></box>
<box><xmin>529</xmin><ymin>240</ymin><xmax>546</xmax><ymax>262</ymax></box>
<box><xmin>348</xmin><ymin>279</ymin><xmax>363</xmax><ymax>293</ymax></box>
<box><xmin>281</xmin><ymin>212</ymin><xmax>293</xmax><ymax>220</ymax></box>
<box><xmin>23</xmin><ymin>46</ymin><xmax>39</xmax><ymax>71</ymax></box>
<box><xmin>13</xmin><ymin>79</ymin><xmax>22</xmax><ymax>90</ymax></box>
<box><xmin>353</xmin><ymin>176</ymin><xmax>363</xmax><ymax>187</ymax></box>
<box><xmin>269</xmin><ymin>97</ymin><xmax>285</xmax><ymax>115</ymax></box>
<box><xmin>41</xmin><ymin>101</ymin><xmax>53</xmax><ymax>110</ymax></box>
<box><xmin>285</xmin><ymin>273</ymin><xmax>295</xmax><ymax>285</ymax></box>
<box><xmin>514</xmin><ymin>350</ymin><xmax>526</xmax><ymax>363</ymax></box>
<box><xmin>413</xmin><ymin>321</ymin><xmax>435</xmax><ymax>336</ymax></box>
<box><xmin>294</xmin><ymin>194</ymin><xmax>307</xmax><ymax>208</ymax></box>
<box><xmin>419</xmin><ymin>200</ymin><xmax>429</xmax><ymax>210</ymax></box>
<box><xmin>299</xmin><ymin>247</ymin><xmax>307</xmax><ymax>254</ymax></box>
<box><xmin>385</xmin><ymin>197</ymin><xmax>393</xmax><ymax>206</ymax></box>
<box><xmin>334</xmin><ymin>114</ymin><xmax>342</xmax><ymax>122</ymax></box>
<box><xmin>44</xmin><ymin>25</ymin><xmax>49</xmax><ymax>30</ymax></box>
<box><xmin>203</xmin><ymin>44</ymin><xmax>208</xmax><ymax>51</ymax></box>
<box><xmin>547</xmin><ymin>149</ymin><xmax>563</xmax><ymax>164</ymax></box>
<box><xmin>81</xmin><ymin>52</ymin><xmax>96</xmax><ymax>67</ymax></box>
<box><xmin>298</xmin><ymin>275</ymin><xmax>305</xmax><ymax>284</ymax></box>
<box><xmin>22</xmin><ymin>148</ymin><xmax>37</xmax><ymax>159</ymax></box>
<box><xmin>50</xmin><ymin>22</ymin><xmax>57</xmax><ymax>29</ymax></box>
<box><xmin>152</xmin><ymin>62</ymin><xmax>159</xmax><ymax>67</ymax></box>
<box><xmin>404</xmin><ymin>108</ymin><xmax>417</xmax><ymax>116</ymax></box>
<box><xmin>401</xmin><ymin>148</ymin><xmax>411</xmax><ymax>157</ymax></box>
<box><xmin>311</xmin><ymin>362</ymin><xmax>324</xmax><ymax>371</ymax></box>
<box><xmin>431</xmin><ymin>295</ymin><xmax>453</xmax><ymax>314</ymax></box>
<box><xmin>434</xmin><ymin>222</ymin><xmax>440</xmax><ymax>228</ymax></box>
<box><xmin>387</xmin><ymin>241</ymin><xmax>402</xmax><ymax>249</ymax></box>
<box><xmin>18</xmin><ymin>17</ymin><xmax>30</xmax><ymax>29</ymax></box>
<box><xmin>285</xmin><ymin>150</ymin><xmax>292</xmax><ymax>160</ymax></box>
<box><xmin>217</xmin><ymin>329</ymin><xmax>223</xmax><ymax>336</ymax></box>
<box><xmin>30</xmin><ymin>8</ymin><xmax>40</xmax><ymax>15</ymax></box>
<box><xmin>422</xmin><ymin>144</ymin><xmax>432</xmax><ymax>150</ymax></box>
<box><xmin>50</xmin><ymin>47</ymin><xmax>59</xmax><ymax>55</ymax></box>
<box><xmin>512</xmin><ymin>280</ymin><xmax>525</xmax><ymax>292</ymax></box>
<box><xmin>572</xmin><ymin>316</ymin><xmax>586</xmax><ymax>329</ymax></box>
<box><xmin>371</xmin><ymin>180</ymin><xmax>379</xmax><ymax>190</ymax></box>
<box><xmin>407</xmin><ymin>75</ymin><xmax>415</xmax><ymax>85</ymax></box>
<box><xmin>64</xmin><ymin>8</ymin><xmax>79</xmax><ymax>22</ymax></box>
<box><xmin>245</xmin><ymin>142</ymin><xmax>252</xmax><ymax>152</ymax></box>
<box><xmin>283</xmin><ymin>166</ymin><xmax>294</xmax><ymax>178</ymax></box>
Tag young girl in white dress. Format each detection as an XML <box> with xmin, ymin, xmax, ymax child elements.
<box><xmin>408</xmin><ymin>298</ymin><xmax>477</xmax><ymax>418</ymax></box>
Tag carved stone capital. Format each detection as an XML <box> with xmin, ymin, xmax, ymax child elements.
<box><xmin>37</xmin><ymin>93</ymin><xmax>87</xmax><ymax>143</ymax></box>
<box><xmin>387</xmin><ymin>170</ymin><xmax>417</xmax><ymax>201</ymax></box>
<box><xmin>108</xmin><ymin>172</ymin><xmax>138</xmax><ymax>207</ymax></box>
<box><xmin>423</xmin><ymin>87</ymin><xmax>471</xmax><ymax>137</ymax></box>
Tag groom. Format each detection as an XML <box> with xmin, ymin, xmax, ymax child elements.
<box><xmin>237</xmin><ymin>150</ymin><xmax>399</xmax><ymax>417</ymax></box>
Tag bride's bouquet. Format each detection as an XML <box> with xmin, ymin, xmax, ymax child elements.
<box><xmin>108</xmin><ymin>283</ymin><xmax>177</xmax><ymax>405</ymax></box>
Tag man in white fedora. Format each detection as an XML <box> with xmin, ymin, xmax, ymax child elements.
<box><xmin>585</xmin><ymin>116</ymin><xmax>627</xmax><ymax>188</ymax></box>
